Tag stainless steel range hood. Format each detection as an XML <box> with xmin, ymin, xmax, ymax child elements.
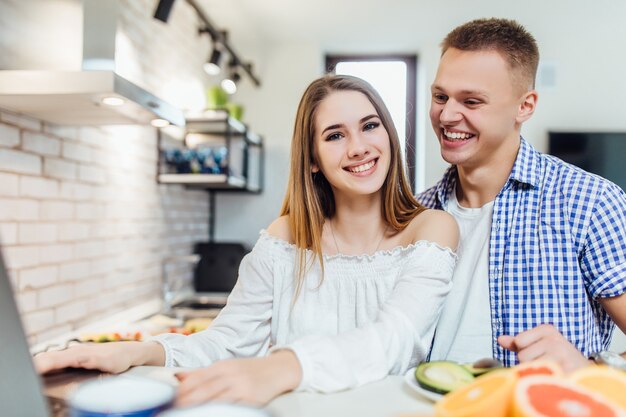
<box><xmin>0</xmin><ymin>0</ymin><xmax>184</xmax><ymax>127</ymax></box>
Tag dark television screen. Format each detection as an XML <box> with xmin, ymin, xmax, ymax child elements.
<box><xmin>548</xmin><ymin>132</ymin><xmax>626</xmax><ymax>192</ymax></box>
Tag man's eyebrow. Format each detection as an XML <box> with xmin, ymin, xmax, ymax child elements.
<box><xmin>431</xmin><ymin>85</ymin><xmax>487</xmax><ymax>96</ymax></box>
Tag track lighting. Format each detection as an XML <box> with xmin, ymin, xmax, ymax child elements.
<box><xmin>154</xmin><ymin>0</ymin><xmax>176</xmax><ymax>23</ymax></box>
<box><xmin>154</xmin><ymin>0</ymin><xmax>261</xmax><ymax>87</ymax></box>
<box><xmin>220</xmin><ymin>61</ymin><xmax>241</xmax><ymax>94</ymax></box>
<box><xmin>203</xmin><ymin>45</ymin><xmax>222</xmax><ymax>75</ymax></box>
<box><xmin>220</xmin><ymin>78</ymin><xmax>236</xmax><ymax>95</ymax></box>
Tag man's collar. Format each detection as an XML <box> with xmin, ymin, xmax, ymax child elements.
<box><xmin>434</xmin><ymin>137</ymin><xmax>542</xmax><ymax>206</ymax></box>
<box><xmin>509</xmin><ymin>137</ymin><xmax>542</xmax><ymax>188</ymax></box>
<box><xmin>435</xmin><ymin>165</ymin><xmax>458</xmax><ymax>208</ymax></box>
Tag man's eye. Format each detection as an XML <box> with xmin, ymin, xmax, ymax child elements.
<box><xmin>363</xmin><ymin>122</ymin><xmax>380</xmax><ymax>131</ymax></box>
<box><xmin>433</xmin><ymin>94</ymin><xmax>448</xmax><ymax>103</ymax></box>
<box><xmin>465</xmin><ymin>99</ymin><xmax>482</xmax><ymax>106</ymax></box>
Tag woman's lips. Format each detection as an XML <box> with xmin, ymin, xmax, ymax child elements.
<box><xmin>344</xmin><ymin>158</ymin><xmax>378</xmax><ymax>175</ymax></box>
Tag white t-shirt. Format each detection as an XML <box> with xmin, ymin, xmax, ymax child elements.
<box><xmin>152</xmin><ymin>230</ymin><xmax>457</xmax><ymax>393</ymax></box>
<box><xmin>429</xmin><ymin>190</ymin><xmax>494</xmax><ymax>363</ymax></box>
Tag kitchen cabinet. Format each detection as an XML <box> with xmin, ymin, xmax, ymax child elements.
<box><xmin>157</xmin><ymin>109</ymin><xmax>264</xmax><ymax>193</ymax></box>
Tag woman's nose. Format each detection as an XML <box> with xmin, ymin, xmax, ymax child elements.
<box><xmin>348</xmin><ymin>134</ymin><xmax>369</xmax><ymax>158</ymax></box>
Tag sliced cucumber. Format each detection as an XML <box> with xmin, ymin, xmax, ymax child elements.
<box><xmin>414</xmin><ymin>361</ymin><xmax>475</xmax><ymax>394</ymax></box>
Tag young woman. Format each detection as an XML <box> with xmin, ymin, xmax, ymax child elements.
<box><xmin>35</xmin><ymin>75</ymin><xmax>459</xmax><ymax>406</ymax></box>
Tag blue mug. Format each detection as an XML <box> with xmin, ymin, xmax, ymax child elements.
<box><xmin>68</xmin><ymin>376</ymin><xmax>175</xmax><ymax>417</ymax></box>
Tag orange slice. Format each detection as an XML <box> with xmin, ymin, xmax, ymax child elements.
<box><xmin>513</xmin><ymin>375</ymin><xmax>626</xmax><ymax>417</ymax></box>
<box><xmin>514</xmin><ymin>360</ymin><xmax>563</xmax><ymax>378</ymax></box>
<box><xmin>570</xmin><ymin>365</ymin><xmax>626</xmax><ymax>411</ymax></box>
<box><xmin>434</xmin><ymin>369</ymin><xmax>517</xmax><ymax>417</ymax></box>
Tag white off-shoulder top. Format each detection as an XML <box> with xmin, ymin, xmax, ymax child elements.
<box><xmin>152</xmin><ymin>230</ymin><xmax>457</xmax><ymax>393</ymax></box>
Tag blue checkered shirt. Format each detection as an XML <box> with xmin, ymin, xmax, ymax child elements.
<box><xmin>418</xmin><ymin>138</ymin><xmax>626</xmax><ymax>366</ymax></box>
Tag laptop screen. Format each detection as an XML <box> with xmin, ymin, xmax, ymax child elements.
<box><xmin>0</xmin><ymin>249</ymin><xmax>51</xmax><ymax>417</ymax></box>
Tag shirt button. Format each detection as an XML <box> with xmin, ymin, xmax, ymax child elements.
<box><xmin>495</xmin><ymin>220</ymin><xmax>501</xmax><ymax>231</ymax></box>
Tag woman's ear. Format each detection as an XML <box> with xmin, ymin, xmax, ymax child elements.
<box><xmin>311</xmin><ymin>164</ymin><xmax>319</xmax><ymax>173</ymax></box>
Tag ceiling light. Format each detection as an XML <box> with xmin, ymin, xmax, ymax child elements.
<box><xmin>203</xmin><ymin>47</ymin><xmax>222</xmax><ymax>75</ymax></box>
<box><xmin>151</xmin><ymin>118</ymin><xmax>170</xmax><ymax>128</ymax></box>
<box><xmin>220</xmin><ymin>63</ymin><xmax>241</xmax><ymax>95</ymax></box>
<box><xmin>220</xmin><ymin>79</ymin><xmax>236</xmax><ymax>95</ymax></box>
<box><xmin>101</xmin><ymin>96</ymin><xmax>125</xmax><ymax>106</ymax></box>
<box><xmin>154</xmin><ymin>0</ymin><xmax>176</xmax><ymax>23</ymax></box>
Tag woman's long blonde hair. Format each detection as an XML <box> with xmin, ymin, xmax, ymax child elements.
<box><xmin>279</xmin><ymin>75</ymin><xmax>425</xmax><ymax>298</ymax></box>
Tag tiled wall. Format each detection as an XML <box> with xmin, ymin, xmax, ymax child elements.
<box><xmin>0</xmin><ymin>0</ymin><xmax>212</xmax><ymax>345</ymax></box>
<box><xmin>0</xmin><ymin>112</ymin><xmax>209</xmax><ymax>345</ymax></box>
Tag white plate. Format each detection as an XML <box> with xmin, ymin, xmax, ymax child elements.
<box><xmin>403</xmin><ymin>367</ymin><xmax>444</xmax><ymax>403</ymax></box>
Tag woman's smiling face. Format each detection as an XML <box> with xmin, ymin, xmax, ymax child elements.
<box><xmin>312</xmin><ymin>90</ymin><xmax>391</xmax><ymax>198</ymax></box>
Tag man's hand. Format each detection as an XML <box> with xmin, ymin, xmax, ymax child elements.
<box><xmin>175</xmin><ymin>350</ymin><xmax>302</xmax><ymax>407</ymax></box>
<box><xmin>33</xmin><ymin>341</ymin><xmax>164</xmax><ymax>375</ymax></box>
<box><xmin>498</xmin><ymin>324</ymin><xmax>590</xmax><ymax>373</ymax></box>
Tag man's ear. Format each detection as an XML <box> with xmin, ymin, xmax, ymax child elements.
<box><xmin>516</xmin><ymin>90</ymin><xmax>538</xmax><ymax>124</ymax></box>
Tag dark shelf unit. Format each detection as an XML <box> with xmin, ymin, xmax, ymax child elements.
<box><xmin>157</xmin><ymin>109</ymin><xmax>264</xmax><ymax>193</ymax></box>
<box><xmin>157</xmin><ymin>110</ymin><xmax>264</xmax><ymax>242</ymax></box>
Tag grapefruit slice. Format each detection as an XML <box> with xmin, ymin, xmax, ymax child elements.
<box><xmin>514</xmin><ymin>360</ymin><xmax>563</xmax><ymax>378</ymax></box>
<box><xmin>570</xmin><ymin>365</ymin><xmax>626</xmax><ymax>411</ymax></box>
<box><xmin>434</xmin><ymin>369</ymin><xmax>517</xmax><ymax>417</ymax></box>
<box><xmin>513</xmin><ymin>375</ymin><xmax>626</xmax><ymax>417</ymax></box>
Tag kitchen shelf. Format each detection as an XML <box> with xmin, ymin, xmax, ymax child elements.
<box><xmin>158</xmin><ymin>173</ymin><xmax>246</xmax><ymax>189</ymax></box>
<box><xmin>185</xmin><ymin>110</ymin><xmax>246</xmax><ymax>135</ymax></box>
<box><xmin>157</xmin><ymin>109</ymin><xmax>264</xmax><ymax>193</ymax></box>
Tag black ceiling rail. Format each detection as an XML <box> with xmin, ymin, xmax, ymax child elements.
<box><xmin>184</xmin><ymin>0</ymin><xmax>261</xmax><ymax>87</ymax></box>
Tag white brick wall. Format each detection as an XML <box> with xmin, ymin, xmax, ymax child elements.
<box><xmin>0</xmin><ymin>0</ymin><xmax>212</xmax><ymax>345</ymax></box>
<box><xmin>1</xmin><ymin>113</ymin><xmax>210</xmax><ymax>344</ymax></box>
<box><xmin>0</xmin><ymin>123</ymin><xmax>20</xmax><ymax>147</ymax></box>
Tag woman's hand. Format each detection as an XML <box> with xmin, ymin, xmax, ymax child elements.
<box><xmin>176</xmin><ymin>350</ymin><xmax>302</xmax><ymax>407</ymax></box>
<box><xmin>34</xmin><ymin>341</ymin><xmax>165</xmax><ymax>375</ymax></box>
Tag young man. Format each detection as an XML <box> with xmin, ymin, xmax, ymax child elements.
<box><xmin>418</xmin><ymin>18</ymin><xmax>626</xmax><ymax>372</ymax></box>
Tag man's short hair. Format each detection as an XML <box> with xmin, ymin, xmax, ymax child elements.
<box><xmin>442</xmin><ymin>18</ymin><xmax>539</xmax><ymax>92</ymax></box>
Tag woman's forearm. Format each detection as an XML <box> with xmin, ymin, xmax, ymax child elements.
<box><xmin>132</xmin><ymin>341</ymin><xmax>166</xmax><ymax>367</ymax></box>
<box><xmin>267</xmin><ymin>349</ymin><xmax>303</xmax><ymax>394</ymax></box>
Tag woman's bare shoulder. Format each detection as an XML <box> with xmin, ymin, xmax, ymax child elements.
<box><xmin>266</xmin><ymin>215</ymin><xmax>293</xmax><ymax>243</ymax></box>
<box><xmin>407</xmin><ymin>209</ymin><xmax>459</xmax><ymax>251</ymax></box>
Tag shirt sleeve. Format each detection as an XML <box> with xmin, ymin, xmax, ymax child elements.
<box><xmin>274</xmin><ymin>244</ymin><xmax>456</xmax><ymax>393</ymax></box>
<box><xmin>582</xmin><ymin>182</ymin><xmax>626</xmax><ymax>298</ymax></box>
<box><xmin>150</xmin><ymin>239</ymin><xmax>274</xmax><ymax>368</ymax></box>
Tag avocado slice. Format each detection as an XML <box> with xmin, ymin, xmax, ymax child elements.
<box><xmin>414</xmin><ymin>361</ymin><xmax>475</xmax><ymax>394</ymax></box>
<box><xmin>462</xmin><ymin>363</ymin><xmax>497</xmax><ymax>377</ymax></box>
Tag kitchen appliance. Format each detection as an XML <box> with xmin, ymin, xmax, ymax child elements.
<box><xmin>0</xmin><ymin>247</ymin><xmax>51</xmax><ymax>416</ymax></box>
<box><xmin>193</xmin><ymin>242</ymin><xmax>248</xmax><ymax>293</ymax></box>
<box><xmin>0</xmin><ymin>245</ymin><xmax>110</xmax><ymax>417</ymax></box>
<box><xmin>0</xmin><ymin>0</ymin><xmax>183</xmax><ymax>126</ymax></box>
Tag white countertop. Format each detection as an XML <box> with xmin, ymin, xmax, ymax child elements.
<box><xmin>124</xmin><ymin>366</ymin><xmax>435</xmax><ymax>417</ymax></box>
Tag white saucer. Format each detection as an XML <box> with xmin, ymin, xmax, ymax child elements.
<box><xmin>403</xmin><ymin>367</ymin><xmax>444</xmax><ymax>403</ymax></box>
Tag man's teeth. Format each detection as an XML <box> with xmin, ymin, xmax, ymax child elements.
<box><xmin>444</xmin><ymin>129</ymin><xmax>473</xmax><ymax>141</ymax></box>
<box><xmin>348</xmin><ymin>160</ymin><xmax>376</xmax><ymax>173</ymax></box>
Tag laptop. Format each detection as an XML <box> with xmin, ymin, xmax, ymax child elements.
<box><xmin>0</xmin><ymin>248</ymin><xmax>102</xmax><ymax>417</ymax></box>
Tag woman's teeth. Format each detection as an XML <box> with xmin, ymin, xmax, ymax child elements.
<box><xmin>444</xmin><ymin>129</ymin><xmax>473</xmax><ymax>141</ymax></box>
<box><xmin>347</xmin><ymin>159</ymin><xmax>376</xmax><ymax>173</ymax></box>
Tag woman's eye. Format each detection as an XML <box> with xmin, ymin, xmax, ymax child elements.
<box><xmin>326</xmin><ymin>132</ymin><xmax>342</xmax><ymax>141</ymax></box>
<box><xmin>363</xmin><ymin>122</ymin><xmax>379</xmax><ymax>131</ymax></box>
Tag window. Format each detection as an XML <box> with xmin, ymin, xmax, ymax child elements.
<box><xmin>326</xmin><ymin>55</ymin><xmax>417</xmax><ymax>190</ymax></box>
